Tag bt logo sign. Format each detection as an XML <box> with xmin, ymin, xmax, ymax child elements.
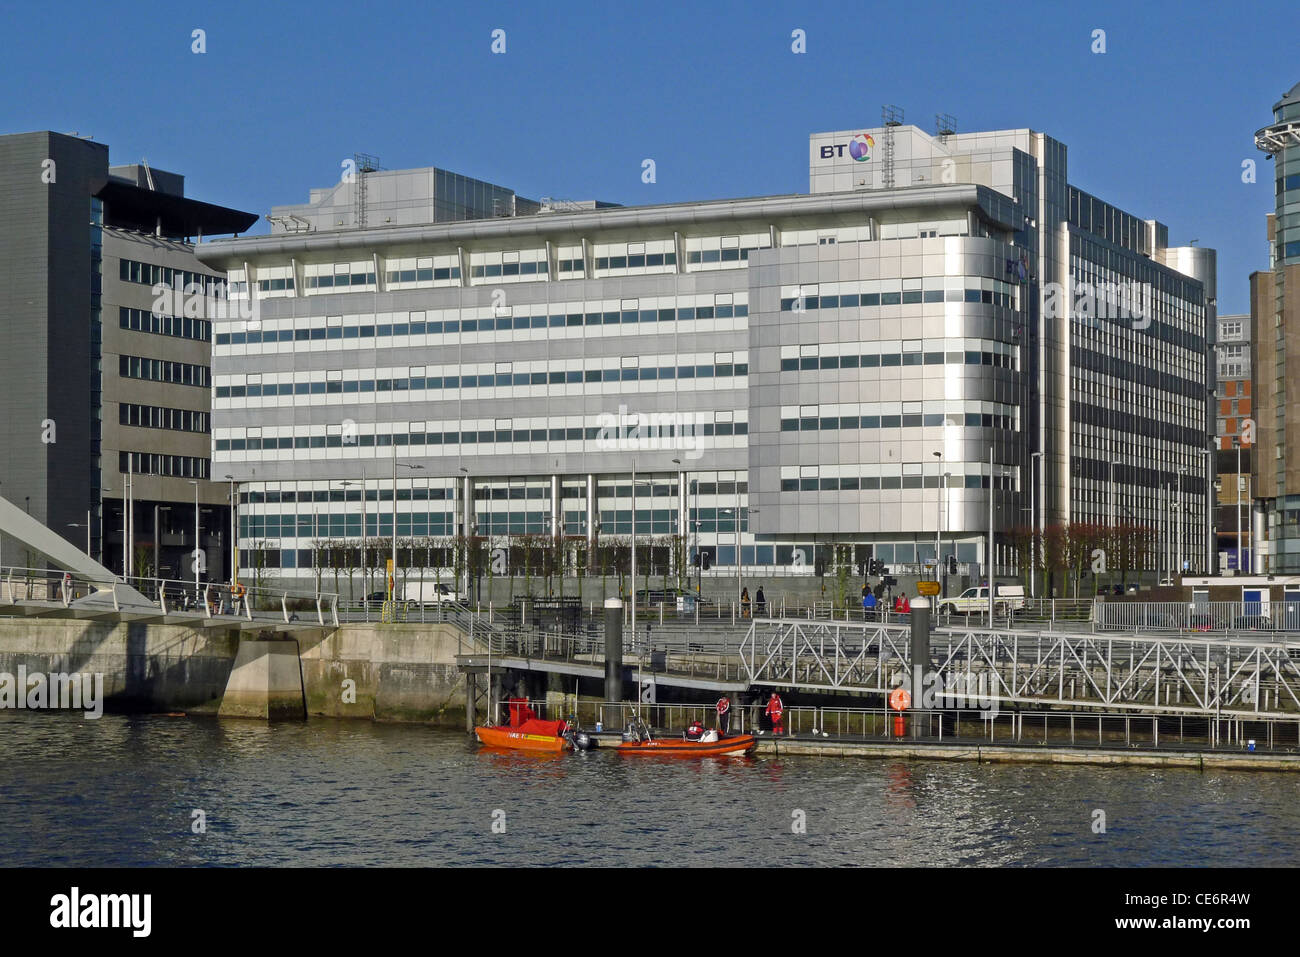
<box><xmin>819</xmin><ymin>133</ymin><xmax>875</xmax><ymax>161</ymax></box>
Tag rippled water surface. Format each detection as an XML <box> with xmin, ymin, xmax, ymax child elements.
<box><xmin>2</xmin><ymin>712</ymin><xmax>1297</xmax><ymax>866</ymax></box>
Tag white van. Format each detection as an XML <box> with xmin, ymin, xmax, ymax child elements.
<box><xmin>937</xmin><ymin>583</ymin><xmax>1026</xmax><ymax>616</ymax></box>
<box><xmin>399</xmin><ymin>582</ymin><xmax>465</xmax><ymax>605</ymax></box>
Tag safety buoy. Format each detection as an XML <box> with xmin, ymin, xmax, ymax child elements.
<box><xmin>889</xmin><ymin>687</ymin><xmax>911</xmax><ymax>712</ymax></box>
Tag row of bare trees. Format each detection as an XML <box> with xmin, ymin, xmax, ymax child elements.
<box><xmin>248</xmin><ymin>533</ymin><xmax>692</xmax><ymax>604</ymax></box>
<box><xmin>1004</xmin><ymin>522</ymin><xmax>1158</xmax><ymax>597</ymax></box>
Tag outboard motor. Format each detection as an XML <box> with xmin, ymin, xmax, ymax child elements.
<box><xmin>563</xmin><ymin>716</ymin><xmax>598</xmax><ymax>751</ymax></box>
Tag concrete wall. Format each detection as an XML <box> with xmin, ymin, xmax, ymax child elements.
<box><xmin>296</xmin><ymin>623</ymin><xmax>468</xmax><ymax>724</ymax></box>
<box><xmin>0</xmin><ymin>619</ymin><xmax>472</xmax><ymax>724</ymax></box>
<box><xmin>0</xmin><ymin>618</ymin><xmax>240</xmax><ymax>713</ymax></box>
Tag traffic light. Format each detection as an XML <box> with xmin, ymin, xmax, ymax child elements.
<box><xmin>693</xmin><ymin>549</ymin><xmax>712</xmax><ymax>571</ymax></box>
<box><xmin>947</xmin><ymin>555</ymin><xmax>958</xmax><ymax>575</ymax></box>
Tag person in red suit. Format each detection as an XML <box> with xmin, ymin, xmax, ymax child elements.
<box><xmin>716</xmin><ymin>694</ymin><xmax>731</xmax><ymax>735</ymax></box>
<box><xmin>765</xmin><ymin>692</ymin><xmax>785</xmax><ymax>735</ymax></box>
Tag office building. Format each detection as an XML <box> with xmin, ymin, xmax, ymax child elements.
<box><xmin>1214</xmin><ymin>314</ymin><xmax>1252</xmax><ymax>569</ymax></box>
<box><xmin>0</xmin><ymin>131</ymin><xmax>256</xmax><ymax>581</ymax></box>
<box><xmin>196</xmin><ymin>120</ymin><xmax>1215</xmax><ymax>591</ymax></box>
<box><xmin>1252</xmin><ymin>80</ymin><xmax>1300</xmax><ymax>572</ymax></box>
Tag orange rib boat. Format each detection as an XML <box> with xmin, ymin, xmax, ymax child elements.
<box><xmin>475</xmin><ymin>718</ymin><xmax>570</xmax><ymax>753</ymax></box>
<box><xmin>616</xmin><ymin>734</ymin><xmax>756</xmax><ymax>756</ymax></box>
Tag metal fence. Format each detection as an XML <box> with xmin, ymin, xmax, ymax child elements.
<box><xmin>0</xmin><ymin>564</ymin><xmax>339</xmax><ymax>627</ymax></box>
<box><xmin>1095</xmin><ymin>600</ymin><xmax>1300</xmax><ymax>633</ymax></box>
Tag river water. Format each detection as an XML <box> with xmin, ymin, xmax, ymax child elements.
<box><xmin>2</xmin><ymin>712</ymin><xmax>1296</xmax><ymax>867</ymax></box>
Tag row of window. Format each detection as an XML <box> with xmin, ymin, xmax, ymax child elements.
<box><xmin>214</xmin><ymin>361</ymin><xmax>749</xmax><ymax>400</ymax></box>
<box><xmin>213</xmin><ymin>302</ymin><xmax>750</xmax><ymax>346</ymax></box>
<box><xmin>119</xmin><ymin>259</ymin><xmax>221</xmax><ymax>295</ymax></box>
<box><xmin>118</xmin><ymin>402</ymin><xmax>210</xmax><ymax>434</ymax></box>
<box><xmin>118</xmin><ymin>450</ymin><xmax>210</xmax><ymax>479</ymax></box>
<box><xmin>119</xmin><ymin>307</ymin><xmax>211</xmax><ymax>342</ymax></box>
<box><xmin>241</xmin><ymin>541</ymin><xmax>970</xmax><ymax>571</ymax></box>
<box><xmin>597</xmin><ymin>252</ymin><xmax>677</xmax><ymax>269</ymax></box>
<box><xmin>215</xmin><ymin>421</ymin><xmax>749</xmax><ymax>453</ymax></box>
<box><xmin>1070</xmin><ymin>400</ymin><xmax>1208</xmax><ymax>452</ymax></box>
<box><xmin>780</xmin><ymin>280</ymin><xmax>1018</xmax><ymax>312</ymax></box>
<box><xmin>118</xmin><ymin>354</ymin><xmax>210</xmax><ymax>388</ymax></box>
<box><xmin>780</xmin><ymin>348</ymin><xmax>1015</xmax><ymax>372</ymax></box>
<box><xmin>236</xmin><ymin>479</ymin><xmax>748</xmax><ymax>505</ymax></box>
<box><xmin>470</xmin><ymin>261</ymin><xmax>547</xmax><ymax>278</ymax></box>
<box><xmin>779</xmin><ymin>411</ymin><xmax>1016</xmax><ymax>433</ymax></box>
<box><xmin>303</xmin><ymin>269</ymin><xmax>377</xmax><ymax>290</ymax></box>
<box><xmin>779</xmin><ymin>472</ymin><xmax>1016</xmax><ymax>492</ymax></box>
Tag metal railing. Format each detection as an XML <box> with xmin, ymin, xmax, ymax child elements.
<box><xmin>1095</xmin><ymin>600</ymin><xmax>1300</xmax><ymax>633</ymax></box>
<box><xmin>0</xmin><ymin>564</ymin><xmax>339</xmax><ymax>627</ymax></box>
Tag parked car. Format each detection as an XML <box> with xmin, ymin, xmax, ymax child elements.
<box><xmin>937</xmin><ymin>584</ymin><xmax>1026</xmax><ymax>616</ymax></box>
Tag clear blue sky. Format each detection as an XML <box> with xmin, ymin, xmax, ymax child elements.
<box><xmin>4</xmin><ymin>0</ymin><xmax>1290</xmax><ymax>314</ymax></box>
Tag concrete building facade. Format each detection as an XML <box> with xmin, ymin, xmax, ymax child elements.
<box><xmin>0</xmin><ymin>131</ymin><xmax>256</xmax><ymax>583</ymax></box>
<box><xmin>1252</xmin><ymin>80</ymin><xmax>1300</xmax><ymax>572</ymax></box>
<box><xmin>196</xmin><ymin>122</ymin><xmax>1215</xmax><ymax>592</ymax></box>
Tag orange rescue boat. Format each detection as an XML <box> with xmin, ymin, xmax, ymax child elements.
<box><xmin>475</xmin><ymin>718</ymin><xmax>571</xmax><ymax>753</ymax></box>
<box><xmin>616</xmin><ymin>733</ymin><xmax>756</xmax><ymax>756</ymax></box>
<box><xmin>475</xmin><ymin>698</ymin><xmax>573</xmax><ymax>752</ymax></box>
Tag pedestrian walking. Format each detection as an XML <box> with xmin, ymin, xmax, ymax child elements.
<box><xmin>755</xmin><ymin>586</ymin><xmax>767</xmax><ymax>617</ymax></box>
<box><xmin>863</xmin><ymin>587</ymin><xmax>877</xmax><ymax>621</ymax></box>
<box><xmin>741</xmin><ymin>586</ymin><xmax>751</xmax><ymax>619</ymax></box>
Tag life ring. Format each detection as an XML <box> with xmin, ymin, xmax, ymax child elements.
<box><xmin>889</xmin><ymin>687</ymin><xmax>911</xmax><ymax>712</ymax></box>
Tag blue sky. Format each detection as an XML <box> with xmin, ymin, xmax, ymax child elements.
<box><xmin>3</xmin><ymin>0</ymin><xmax>1290</xmax><ymax>313</ymax></box>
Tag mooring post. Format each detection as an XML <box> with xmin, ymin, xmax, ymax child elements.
<box><xmin>466</xmin><ymin>673</ymin><xmax>476</xmax><ymax>733</ymax></box>
<box><xmin>910</xmin><ymin>597</ymin><xmax>931</xmax><ymax>739</ymax></box>
<box><xmin>604</xmin><ymin>597</ymin><xmax>624</xmax><ymax>707</ymax></box>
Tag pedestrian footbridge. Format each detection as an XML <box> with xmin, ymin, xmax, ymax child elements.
<box><xmin>740</xmin><ymin>618</ymin><xmax>1300</xmax><ymax>721</ymax></box>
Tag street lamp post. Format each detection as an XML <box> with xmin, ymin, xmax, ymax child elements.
<box><xmin>393</xmin><ymin>447</ymin><xmax>425</xmax><ymax>601</ymax></box>
<box><xmin>932</xmin><ymin>451</ymin><xmax>943</xmax><ymax>574</ymax></box>
<box><xmin>66</xmin><ymin>519</ymin><xmax>90</xmax><ymax>555</ymax></box>
<box><xmin>1178</xmin><ymin>466</ymin><xmax>1187</xmax><ymax>577</ymax></box>
<box><xmin>1200</xmin><ymin>448</ymin><xmax>1211</xmax><ymax>574</ymax></box>
<box><xmin>225</xmin><ymin>474</ymin><xmax>236</xmax><ymax>586</ymax></box>
<box><xmin>188</xmin><ymin>480</ymin><xmax>200</xmax><ymax>600</ymax></box>
<box><xmin>1237</xmin><ymin>441</ymin><xmax>1244</xmax><ymax>574</ymax></box>
<box><xmin>1030</xmin><ymin>451</ymin><xmax>1044</xmax><ymax>599</ymax></box>
<box><xmin>340</xmin><ymin>480</ymin><xmax>358</xmax><ymax>604</ymax></box>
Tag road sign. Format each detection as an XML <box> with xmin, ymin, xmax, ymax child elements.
<box><xmin>916</xmin><ymin>580</ymin><xmax>941</xmax><ymax>596</ymax></box>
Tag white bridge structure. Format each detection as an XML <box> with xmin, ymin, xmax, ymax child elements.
<box><xmin>0</xmin><ymin>493</ymin><xmax>336</xmax><ymax>630</ymax></box>
<box><xmin>739</xmin><ymin>618</ymin><xmax>1300</xmax><ymax>721</ymax></box>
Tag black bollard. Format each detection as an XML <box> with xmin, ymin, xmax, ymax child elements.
<box><xmin>604</xmin><ymin>597</ymin><xmax>624</xmax><ymax>705</ymax></box>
